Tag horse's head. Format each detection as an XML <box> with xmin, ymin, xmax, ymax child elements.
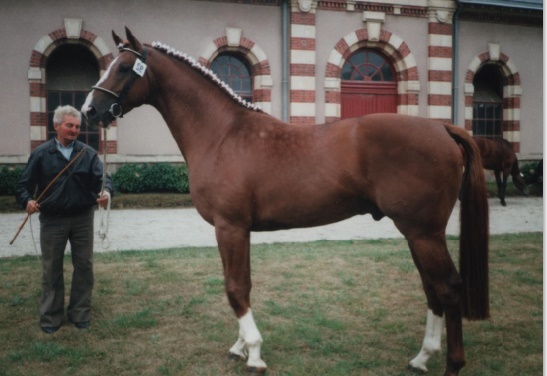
<box><xmin>512</xmin><ymin>173</ymin><xmax>530</xmax><ymax>196</ymax></box>
<box><xmin>82</xmin><ymin>27</ymin><xmax>151</xmax><ymax>128</ymax></box>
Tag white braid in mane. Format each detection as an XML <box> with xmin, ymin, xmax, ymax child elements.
<box><xmin>151</xmin><ymin>41</ymin><xmax>263</xmax><ymax>112</ymax></box>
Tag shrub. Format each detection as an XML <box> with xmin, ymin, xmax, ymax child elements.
<box><xmin>0</xmin><ymin>166</ymin><xmax>23</xmax><ymax>195</ymax></box>
<box><xmin>521</xmin><ymin>161</ymin><xmax>542</xmax><ymax>184</ymax></box>
<box><xmin>113</xmin><ymin>163</ymin><xmax>190</xmax><ymax>194</ymax></box>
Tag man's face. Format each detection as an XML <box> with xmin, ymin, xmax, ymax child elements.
<box><xmin>55</xmin><ymin>115</ymin><xmax>81</xmax><ymax>146</ymax></box>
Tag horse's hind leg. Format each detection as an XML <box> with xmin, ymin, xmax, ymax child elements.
<box><xmin>409</xmin><ymin>309</ymin><xmax>443</xmax><ymax>373</ymax></box>
<box><xmin>407</xmin><ymin>236</ymin><xmax>465</xmax><ymax>376</ymax></box>
<box><xmin>215</xmin><ymin>222</ymin><xmax>267</xmax><ymax>374</ymax></box>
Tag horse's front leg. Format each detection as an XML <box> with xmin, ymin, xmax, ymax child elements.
<box><xmin>215</xmin><ymin>221</ymin><xmax>267</xmax><ymax>374</ymax></box>
<box><xmin>494</xmin><ymin>170</ymin><xmax>507</xmax><ymax>206</ymax></box>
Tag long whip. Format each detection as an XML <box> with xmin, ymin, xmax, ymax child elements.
<box><xmin>9</xmin><ymin>147</ymin><xmax>88</xmax><ymax>245</ymax></box>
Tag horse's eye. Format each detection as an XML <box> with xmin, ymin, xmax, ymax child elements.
<box><xmin>119</xmin><ymin>64</ymin><xmax>131</xmax><ymax>74</ymax></box>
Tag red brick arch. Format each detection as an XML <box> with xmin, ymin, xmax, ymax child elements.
<box><xmin>28</xmin><ymin>27</ymin><xmax>117</xmax><ymax>153</ymax></box>
<box><xmin>464</xmin><ymin>50</ymin><xmax>521</xmax><ymax>151</ymax></box>
<box><xmin>324</xmin><ymin>28</ymin><xmax>420</xmax><ymax>123</ymax></box>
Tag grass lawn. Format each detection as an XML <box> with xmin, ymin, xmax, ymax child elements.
<box><xmin>0</xmin><ymin>233</ymin><xmax>542</xmax><ymax>375</ymax></box>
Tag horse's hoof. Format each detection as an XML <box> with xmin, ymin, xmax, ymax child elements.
<box><xmin>408</xmin><ymin>364</ymin><xmax>428</xmax><ymax>374</ymax></box>
<box><xmin>247</xmin><ymin>366</ymin><xmax>267</xmax><ymax>376</ymax></box>
<box><xmin>225</xmin><ymin>352</ymin><xmax>245</xmax><ymax>363</ymax></box>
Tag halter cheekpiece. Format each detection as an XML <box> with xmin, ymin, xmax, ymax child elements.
<box><xmin>91</xmin><ymin>43</ymin><xmax>148</xmax><ymax>118</ymax></box>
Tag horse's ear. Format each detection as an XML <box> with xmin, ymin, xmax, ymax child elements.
<box><xmin>112</xmin><ymin>30</ymin><xmax>123</xmax><ymax>47</ymax></box>
<box><xmin>125</xmin><ymin>27</ymin><xmax>142</xmax><ymax>52</ymax></box>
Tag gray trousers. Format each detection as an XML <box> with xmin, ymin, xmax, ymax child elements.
<box><xmin>39</xmin><ymin>208</ymin><xmax>94</xmax><ymax>327</ymax></box>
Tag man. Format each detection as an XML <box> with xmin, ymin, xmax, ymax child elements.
<box><xmin>16</xmin><ymin>105</ymin><xmax>113</xmax><ymax>334</ymax></box>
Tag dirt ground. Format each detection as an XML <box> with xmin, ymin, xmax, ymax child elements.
<box><xmin>2</xmin><ymin>196</ymin><xmax>542</xmax><ymax>258</ymax></box>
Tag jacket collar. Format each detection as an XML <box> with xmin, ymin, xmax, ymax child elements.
<box><xmin>47</xmin><ymin>138</ymin><xmax>86</xmax><ymax>154</ymax></box>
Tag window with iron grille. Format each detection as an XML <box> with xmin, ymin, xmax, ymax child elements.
<box><xmin>341</xmin><ymin>49</ymin><xmax>395</xmax><ymax>82</ymax></box>
<box><xmin>472</xmin><ymin>64</ymin><xmax>504</xmax><ymax>137</ymax></box>
<box><xmin>210</xmin><ymin>52</ymin><xmax>253</xmax><ymax>103</ymax></box>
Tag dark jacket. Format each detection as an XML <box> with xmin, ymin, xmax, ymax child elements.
<box><xmin>16</xmin><ymin>139</ymin><xmax>113</xmax><ymax>216</ymax></box>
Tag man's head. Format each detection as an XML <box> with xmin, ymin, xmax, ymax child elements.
<box><xmin>53</xmin><ymin>105</ymin><xmax>81</xmax><ymax>146</ymax></box>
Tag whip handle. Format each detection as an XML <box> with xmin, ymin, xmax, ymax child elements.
<box><xmin>9</xmin><ymin>214</ymin><xmax>29</xmax><ymax>245</ymax></box>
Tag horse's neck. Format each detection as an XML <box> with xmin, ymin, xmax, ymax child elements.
<box><xmin>510</xmin><ymin>157</ymin><xmax>520</xmax><ymax>176</ymax></box>
<box><xmin>150</xmin><ymin>53</ymin><xmax>242</xmax><ymax>163</ymax></box>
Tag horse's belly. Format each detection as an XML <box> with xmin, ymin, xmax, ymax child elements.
<box><xmin>251</xmin><ymin>195</ymin><xmax>382</xmax><ymax>231</ymax></box>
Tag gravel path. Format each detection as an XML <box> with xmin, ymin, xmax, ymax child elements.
<box><xmin>2</xmin><ymin>197</ymin><xmax>542</xmax><ymax>258</ymax></box>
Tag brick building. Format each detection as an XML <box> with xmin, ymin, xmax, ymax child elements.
<box><xmin>0</xmin><ymin>0</ymin><xmax>542</xmax><ymax>167</ymax></box>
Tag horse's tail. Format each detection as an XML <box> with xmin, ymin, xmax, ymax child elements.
<box><xmin>445</xmin><ymin>125</ymin><xmax>490</xmax><ymax>320</ymax></box>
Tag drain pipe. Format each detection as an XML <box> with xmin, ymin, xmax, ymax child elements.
<box><xmin>281</xmin><ymin>0</ymin><xmax>289</xmax><ymax>122</ymax></box>
<box><xmin>452</xmin><ymin>3</ymin><xmax>461</xmax><ymax>125</ymax></box>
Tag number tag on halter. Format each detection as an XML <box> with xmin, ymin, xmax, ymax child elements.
<box><xmin>133</xmin><ymin>59</ymin><xmax>147</xmax><ymax>77</ymax></box>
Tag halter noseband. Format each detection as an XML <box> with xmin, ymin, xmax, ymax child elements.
<box><xmin>92</xmin><ymin>44</ymin><xmax>148</xmax><ymax>118</ymax></box>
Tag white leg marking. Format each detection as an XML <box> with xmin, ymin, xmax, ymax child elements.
<box><xmin>229</xmin><ymin>309</ymin><xmax>267</xmax><ymax>369</ymax></box>
<box><xmin>409</xmin><ymin>309</ymin><xmax>443</xmax><ymax>372</ymax></box>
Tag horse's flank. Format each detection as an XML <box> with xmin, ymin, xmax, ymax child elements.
<box><xmin>473</xmin><ymin>136</ymin><xmax>516</xmax><ymax>173</ymax></box>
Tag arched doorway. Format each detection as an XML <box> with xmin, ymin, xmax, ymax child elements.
<box><xmin>464</xmin><ymin>46</ymin><xmax>521</xmax><ymax>150</ymax></box>
<box><xmin>46</xmin><ymin>44</ymin><xmax>100</xmax><ymax>149</ymax></box>
<box><xmin>340</xmin><ymin>49</ymin><xmax>397</xmax><ymax>119</ymax></box>
<box><xmin>472</xmin><ymin>64</ymin><xmax>504</xmax><ymax>137</ymax></box>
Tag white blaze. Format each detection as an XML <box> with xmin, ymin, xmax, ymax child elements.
<box><xmin>81</xmin><ymin>56</ymin><xmax>119</xmax><ymax>114</ymax></box>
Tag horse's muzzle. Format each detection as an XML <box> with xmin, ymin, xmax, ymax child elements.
<box><xmin>82</xmin><ymin>105</ymin><xmax>114</xmax><ymax>128</ymax></box>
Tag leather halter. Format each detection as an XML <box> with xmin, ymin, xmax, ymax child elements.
<box><xmin>91</xmin><ymin>45</ymin><xmax>148</xmax><ymax>118</ymax></box>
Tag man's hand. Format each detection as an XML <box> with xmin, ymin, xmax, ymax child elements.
<box><xmin>97</xmin><ymin>191</ymin><xmax>111</xmax><ymax>208</ymax></box>
<box><xmin>26</xmin><ymin>200</ymin><xmax>40</xmax><ymax>215</ymax></box>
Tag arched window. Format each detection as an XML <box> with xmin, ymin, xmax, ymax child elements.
<box><xmin>473</xmin><ymin>64</ymin><xmax>504</xmax><ymax>137</ymax></box>
<box><xmin>210</xmin><ymin>52</ymin><xmax>253</xmax><ymax>103</ymax></box>
<box><xmin>340</xmin><ymin>49</ymin><xmax>397</xmax><ymax>118</ymax></box>
<box><xmin>341</xmin><ymin>49</ymin><xmax>394</xmax><ymax>82</ymax></box>
<box><xmin>46</xmin><ymin>44</ymin><xmax>100</xmax><ymax>149</ymax></box>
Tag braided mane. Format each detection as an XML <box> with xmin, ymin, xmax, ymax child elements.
<box><xmin>151</xmin><ymin>41</ymin><xmax>263</xmax><ymax>113</ymax></box>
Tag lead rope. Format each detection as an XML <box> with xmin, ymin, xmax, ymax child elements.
<box><xmin>98</xmin><ymin>127</ymin><xmax>111</xmax><ymax>249</ymax></box>
<box><xmin>28</xmin><ymin>215</ymin><xmax>40</xmax><ymax>261</ymax></box>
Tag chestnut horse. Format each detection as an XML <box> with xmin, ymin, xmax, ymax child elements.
<box><xmin>473</xmin><ymin>136</ymin><xmax>529</xmax><ymax>206</ymax></box>
<box><xmin>82</xmin><ymin>28</ymin><xmax>489</xmax><ymax>376</ymax></box>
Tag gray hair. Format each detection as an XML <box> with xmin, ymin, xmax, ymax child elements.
<box><xmin>53</xmin><ymin>105</ymin><xmax>81</xmax><ymax>125</ymax></box>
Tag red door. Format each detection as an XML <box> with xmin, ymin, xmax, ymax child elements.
<box><xmin>341</xmin><ymin>81</ymin><xmax>397</xmax><ymax>118</ymax></box>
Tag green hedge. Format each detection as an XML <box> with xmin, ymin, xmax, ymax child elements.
<box><xmin>521</xmin><ymin>162</ymin><xmax>542</xmax><ymax>184</ymax></box>
<box><xmin>0</xmin><ymin>166</ymin><xmax>23</xmax><ymax>195</ymax></box>
<box><xmin>0</xmin><ymin>163</ymin><xmax>190</xmax><ymax>195</ymax></box>
<box><xmin>112</xmin><ymin>163</ymin><xmax>190</xmax><ymax>194</ymax></box>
